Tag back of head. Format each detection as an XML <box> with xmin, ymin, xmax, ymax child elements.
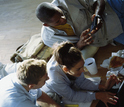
<box><xmin>36</xmin><ymin>2</ymin><xmax>59</xmax><ymax>23</ymax></box>
<box><xmin>52</xmin><ymin>41</ymin><xmax>83</xmax><ymax>69</ymax></box>
<box><xmin>17</xmin><ymin>59</ymin><xmax>46</xmax><ymax>86</ymax></box>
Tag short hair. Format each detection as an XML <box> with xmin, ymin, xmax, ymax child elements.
<box><xmin>52</xmin><ymin>41</ymin><xmax>83</xmax><ymax>69</ymax></box>
<box><xmin>17</xmin><ymin>59</ymin><xmax>47</xmax><ymax>86</ymax></box>
<box><xmin>36</xmin><ymin>2</ymin><xmax>59</xmax><ymax>23</ymax></box>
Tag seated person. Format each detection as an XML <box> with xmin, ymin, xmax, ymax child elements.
<box><xmin>41</xmin><ymin>41</ymin><xmax>122</xmax><ymax>107</ymax></box>
<box><xmin>36</xmin><ymin>0</ymin><xmax>124</xmax><ymax>60</ymax></box>
<box><xmin>0</xmin><ymin>59</ymin><xmax>60</xmax><ymax>107</ymax></box>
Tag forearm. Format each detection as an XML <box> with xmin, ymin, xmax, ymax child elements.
<box><xmin>94</xmin><ymin>0</ymin><xmax>105</xmax><ymax>16</ymax></box>
<box><xmin>74</xmin><ymin>42</ymin><xmax>85</xmax><ymax>50</ymax></box>
<box><xmin>98</xmin><ymin>84</ymin><xmax>106</xmax><ymax>91</ymax></box>
<box><xmin>37</xmin><ymin>91</ymin><xmax>60</xmax><ymax>107</ymax></box>
<box><xmin>75</xmin><ymin>29</ymin><xmax>93</xmax><ymax>50</ymax></box>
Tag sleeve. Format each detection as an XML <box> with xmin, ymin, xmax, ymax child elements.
<box><xmin>17</xmin><ymin>101</ymin><xmax>37</xmax><ymax>107</ymax></box>
<box><xmin>41</xmin><ymin>26</ymin><xmax>79</xmax><ymax>47</ymax></box>
<box><xmin>75</xmin><ymin>73</ymin><xmax>99</xmax><ymax>91</ymax></box>
<box><xmin>48</xmin><ymin>79</ymin><xmax>96</xmax><ymax>103</ymax></box>
<box><xmin>46</xmin><ymin>57</ymin><xmax>97</xmax><ymax>102</ymax></box>
<box><xmin>78</xmin><ymin>0</ymin><xmax>97</xmax><ymax>9</ymax></box>
<box><xmin>37</xmin><ymin>88</ymin><xmax>42</xmax><ymax>99</ymax></box>
<box><xmin>0</xmin><ymin>62</ymin><xmax>18</xmax><ymax>79</ymax></box>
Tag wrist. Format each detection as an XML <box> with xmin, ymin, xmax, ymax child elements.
<box><xmin>95</xmin><ymin>15</ymin><xmax>102</xmax><ymax>20</ymax></box>
<box><xmin>75</xmin><ymin>42</ymin><xmax>85</xmax><ymax>50</ymax></box>
<box><xmin>95</xmin><ymin>92</ymin><xmax>101</xmax><ymax>100</ymax></box>
<box><xmin>98</xmin><ymin>84</ymin><xmax>106</xmax><ymax>91</ymax></box>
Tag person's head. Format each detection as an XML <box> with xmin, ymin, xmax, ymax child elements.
<box><xmin>36</xmin><ymin>2</ymin><xmax>67</xmax><ymax>27</ymax></box>
<box><xmin>17</xmin><ymin>59</ymin><xmax>49</xmax><ymax>90</ymax></box>
<box><xmin>52</xmin><ymin>41</ymin><xmax>85</xmax><ymax>77</ymax></box>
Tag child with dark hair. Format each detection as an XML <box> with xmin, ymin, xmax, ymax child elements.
<box><xmin>41</xmin><ymin>41</ymin><xmax>123</xmax><ymax>107</ymax></box>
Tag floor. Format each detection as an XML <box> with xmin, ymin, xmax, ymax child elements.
<box><xmin>87</xmin><ymin>43</ymin><xmax>124</xmax><ymax>107</ymax></box>
<box><xmin>0</xmin><ymin>0</ymin><xmax>52</xmax><ymax>64</ymax></box>
<box><xmin>0</xmin><ymin>0</ymin><xmax>124</xmax><ymax>107</ymax></box>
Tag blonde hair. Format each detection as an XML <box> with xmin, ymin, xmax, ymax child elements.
<box><xmin>17</xmin><ymin>59</ymin><xmax>46</xmax><ymax>86</ymax></box>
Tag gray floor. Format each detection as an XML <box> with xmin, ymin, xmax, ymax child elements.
<box><xmin>0</xmin><ymin>0</ymin><xmax>52</xmax><ymax>64</ymax></box>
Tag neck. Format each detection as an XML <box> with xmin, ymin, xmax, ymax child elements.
<box><xmin>66</xmin><ymin>73</ymin><xmax>76</xmax><ymax>80</ymax></box>
<box><xmin>22</xmin><ymin>85</ymin><xmax>30</xmax><ymax>92</ymax></box>
<box><xmin>17</xmin><ymin>79</ymin><xmax>30</xmax><ymax>92</ymax></box>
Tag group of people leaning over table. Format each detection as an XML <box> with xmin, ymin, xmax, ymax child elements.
<box><xmin>1</xmin><ymin>0</ymin><xmax>124</xmax><ymax>107</ymax></box>
<box><xmin>0</xmin><ymin>41</ymin><xmax>124</xmax><ymax>107</ymax></box>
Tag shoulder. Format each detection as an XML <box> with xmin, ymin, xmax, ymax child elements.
<box><xmin>47</xmin><ymin>56</ymin><xmax>67</xmax><ymax>81</ymax></box>
<box><xmin>0</xmin><ymin>90</ymin><xmax>36</xmax><ymax>107</ymax></box>
<box><xmin>9</xmin><ymin>99</ymin><xmax>37</xmax><ymax>107</ymax></box>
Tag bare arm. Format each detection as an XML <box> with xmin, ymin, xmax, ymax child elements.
<box><xmin>98</xmin><ymin>74</ymin><xmax>121</xmax><ymax>91</ymax></box>
<box><xmin>95</xmin><ymin>92</ymin><xmax>118</xmax><ymax>107</ymax></box>
<box><xmin>75</xmin><ymin>0</ymin><xmax>105</xmax><ymax>50</ymax></box>
<box><xmin>76</xmin><ymin>29</ymin><xmax>95</xmax><ymax>50</ymax></box>
<box><xmin>93</xmin><ymin>0</ymin><xmax>105</xmax><ymax>16</ymax></box>
<box><xmin>90</xmin><ymin>0</ymin><xmax>105</xmax><ymax>37</ymax></box>
<box><xmin>37</xmin><ymin>91</ymin><xmax>61</xmax><ymax>107</ymax></box>
<box><xmin>95</xmin><ymin>75</ymin><xmax>121</xmax><ymax>107</ymax></box>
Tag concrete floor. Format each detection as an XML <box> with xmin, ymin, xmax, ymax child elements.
<box><xmin>0</xmin><ymin>0</ymin><xmax>123</xmax><ymax>65</ymax></box>
<box><xmin>0</xmin><ymin>0</ymin><xmax>52</xmax><ymax>64</ymax></box>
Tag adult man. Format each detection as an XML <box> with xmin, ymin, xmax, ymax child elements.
<box><xmin>0</xmin><ymin>59</ymin><xmax>60</xmax><ymax>107</ymax></box>
<box><xmin>36</xmin><ymin>0</ymin><xmax>123</xmax><ymax>59</ymax></box>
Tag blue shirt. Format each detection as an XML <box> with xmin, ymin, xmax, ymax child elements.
<box><xmin>41</xmin><ymin>56</ymin><xmax>99</xmax><ymax>103</ymax></box>
<box><xmin>0</xmin><ymin>73</ymin><xmax>42</xmax><ymax>107</ymax></box>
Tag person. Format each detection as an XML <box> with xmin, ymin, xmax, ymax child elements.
<box><xmin>0</xmin><ymin>59</ymin><xmax>60</xmax><ymax>107</ymax></box>
<box><xmin>41</xmin><ymin>41</ymin><xmax>123</xmax><ymax>107</ymax></box>
<box><xmin>36</xmin><ymin>0</ymin><xmax>124</xmax><ymax>60</ymax></box>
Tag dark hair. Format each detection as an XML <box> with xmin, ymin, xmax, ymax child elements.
<box><xmin>36</xmin><ymin>2</ymin><xmax>59</xmax><ymax>23</ymax></box>
<box><xmin>53</xmin><ymin>41</ymin><xmax>83</xmax><ymax>69</ymax></box>
<box><xmin>17</xmin><ymin>59</ymin><xmax>46</xmax><ymax>85</ymax></box>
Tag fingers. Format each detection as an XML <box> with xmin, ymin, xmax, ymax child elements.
<box><xmin>80</xmin><ymin>27</ymin><xmax>97</xmax><ymax>46</ymax></box>
<box><xmin>91</xmin><ymin>14</ymin><xmax>96</xmax><ymax>22</ymax></box>
<box><xmin>90</xmin><ymin>28</ymin><xmax>97</xmax><ymax>34</ymax></box>
<box><xmin>108</xmin><ymin>97</ymin><xmax>118</xmax><ymax>105</ymax></box>
<box><xmin>81</xmin><ymin>28</ymin><xmax>90</xmax><ymax>36</ymax></box>
<box><xmin>107</xmin><ymin>92</ymin><xmax>118</xmax><ymax>105</ymax></box>
<box><xmin>82</xmin><ymin>35</ymin><xmax>93</xmax><ymax>45</ymax></box>
<box><xmin>80</xmin><ymin>29</ymin><xmax>94</xmax><ymax>45</ymax></box>
<box><xmin>105</xmin><ymin>103</ymin><xmax>108</xmax><ymax>107</ymax></box>
<box><xmin>84</xmin><ymin>38</ymin><xmax>93</xmax><ymax>45</ymax></box>
<box><xmin>109</xmin><ymin>75</ymin><xmax>121</xmax><ymax>84</ymax></box>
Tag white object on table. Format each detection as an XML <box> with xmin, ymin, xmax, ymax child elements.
<box><xmin>84</xmin><ymin>58</ymin><xmax>98</xmax><ymax>75</ymax></box>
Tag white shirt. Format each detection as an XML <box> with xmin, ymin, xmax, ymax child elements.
<box><xmin>0</xmin><ymin>73</ymin><xmax>42</xmax><ymax>107</ymax></box>
<box><xmin>41</xmin><ymin>0</ymin><xmax>123</xmax><ymax>47</ymax></box>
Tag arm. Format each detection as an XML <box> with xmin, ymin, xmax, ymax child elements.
<box><xmin>99</xmin><ymin>74</ymin><xmax>121</xmax><ymax>91</ymax></box>
<box><xmin>48</xmin><ymin>73</ymin><xmax>97</xmax><ymax>102</ymax></box>
<box><xmin>46</xmin><ymin>68</ymin><xmax>96</xmax><ymax>102</ymax></box>
<box><xmin>50</xmin><ymin>81</ymin><xmax>96</xmax><ymax>102</ymax></box>
<box><xmin>37</xmin><ymin>91</ymin><xmax>60</xmax><ymax>107</ymax></box>
<box><xmin>95</xmin><ymin>92</ymin><xmax>118</xmax><ymax>107</ymax></box>
<box><xmin>95</xmin><ymin>75</ymin><xmax>121</xmax><ymax>107</ymax></box>
<box><xmin>93</xmin><ymin>0</ymin><xmax>105</xmax><ymax>16</ymax></box>
<box><xmin>76</xmin><ymin>74</ymin><xmax>119</xmax><ymax>106</ymax></box>
<box><xmin>41</xmin><ymin>26</ymin><xmax>79</xmax><ymax>47</ymax></box>
<box><xmin>75</xmin><ymin>73</ymin><xmax>99</xmax><ymax>91</ymax></box>
<box><xmin>90</xmin><ymin>0</ymin><xmax>105</xmax><ymax>32</ymax></box>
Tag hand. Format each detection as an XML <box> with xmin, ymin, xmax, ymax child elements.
<box><xmin>76</xmin><ymin>29</ymin><xmax>95</xmax><ymax>50</ymax></box>
<box><xmin>90</xmin><ymin>14</ymin><xmax>103</xmax><ymax>33</ymax></box>
<box><xmin>105</xmin><ymin>74</ymin><xmax>121</xmax><ymax>90</ymax></box>
<box><xmin>96</xmin><ymin>92</ymin><xmax>118</xmax><ymax>107</ymax></box>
